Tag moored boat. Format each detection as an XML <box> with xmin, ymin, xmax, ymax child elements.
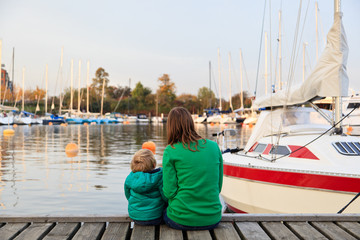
<box><xmin>220</xmin><ymin>0</ymin><xmax>360</xmax><ymax>214</ymax></box>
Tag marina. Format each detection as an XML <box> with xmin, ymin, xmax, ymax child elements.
<box><xmin>0</xmin><ymin>123</ymin><xmax>250</xmax><ymax>215</ymax></box>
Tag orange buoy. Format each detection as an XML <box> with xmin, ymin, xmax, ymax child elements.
<box><xmin>210</xmin><ymin>122</ymin><xmax>214</xmax><ymax>126</ymax></box>
<box><xmin>49</xmin><ymin>122</ymin><xmax>53</xmax><ymax>126</ymax></box>
<box><xmin>84</xmin><ymin>122</ymin><xmax>88</xmax><ymax>126</ymax></box>
<box><xmin>13</xmin><ymin>124</ymin><xmax>18</xmax><ymax>128</ymax></box>
<box><xmin>142</xmin><ymin>141</ymin><xmax>156</xmax><ymax>154</ymax></box>
<box><xmin>3</xmin><ymin>129</ymin><xmax>15</xmax><ymax>136</ymax></box>
<box><xmin>65</xmin><ymin>143</ymin><xmax>79</xmax><ymax>157</ymax></box>
<box><xmin>249</xmin><ymin>123</ymin><xmax>253</xmax><ymax>128</ymax></box>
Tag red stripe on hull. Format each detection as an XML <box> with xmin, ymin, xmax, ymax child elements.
<box><xmin>224</xmin><ymin>164</ymin><xmax>360</xmax><ymax>193</ymax></box>
<box><xmin>226</xmin><ymin>203</ymin><xmax>248</xmax><ymax>214</ymax></box>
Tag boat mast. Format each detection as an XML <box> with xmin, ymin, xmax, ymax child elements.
<box><xmin>86</xmin><ymin>60</ymin><xmax>89</xmax><ymax>113</ymax></box>
<box><xmin>22</xmin><ymin>67</ymin><xmax>25</xmax><ymax>111</ymax></box>
<box><xmin>45</xmin><ymin>64</ymin><xmax>48</xmax><ymax>114</ymax></box>
<box><xmin>78</xmin><ymin>60</ymin><xmax>81</xmax><ymax>113</ymax></box>
<box><xmin>100</xmin><ymin>69</ymin><xmax>105</xmax><ymax>116</ymax></box>
<box><xmin>239</xmin><ymin>49</ymin><xmax>244</xmax><ymax>109</ymax></box>
<box><xmin>70</xmin><ymin>59</ymin><xmax>73</xmax><ymax>114</ymax></box>
<box><xmin>209</xmin><ymin>61</ymin><xmax>211</xmax><ymax>109</ymax></box>
<box><xmin>302</xmin><ymin>43</ymin><xmax>307</xmax><ymax>83</ymax></box>
<box><xmin>278</xmin><ymin>10</ymin><xmax>282</xmax><ymax>90</ymax></box>
<box><xmin>217</xmin><ymin>48</ymin><xmax>222</xmax><ymax>111</ymax></box>
<box><xmin>315</xmin><ymin>2</ymin><xmax>319</xmax><ymax>61</ymax></box>
<box><xmin>59</xmin><ymin>47</ymin><xmax>63</xmax><ymax>114</ymax></box>
<box><xmin>334</xmin><ymin>0</ymin><xmax>342</xmax><ymax>133</ymax></box>
<box><xmin>228</xmin><ymin>52</ymin><xmax>233</xmax><ymax>111</ymax></box>
<box><xmin>265</xmin><ymin>32</ymin><xmax>268</xmax><ymax>94</ymax></box>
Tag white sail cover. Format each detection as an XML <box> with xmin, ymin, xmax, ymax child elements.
<box><xmin>254</xmin><ymin>12</ymin><xmax>349</xmax><ymax>108</ymax></box>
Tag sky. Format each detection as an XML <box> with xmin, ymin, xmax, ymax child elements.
<box><xmin>1</xmin><ymin>0</ymin><xmax>360</xmax><ymax>103</ymax></box>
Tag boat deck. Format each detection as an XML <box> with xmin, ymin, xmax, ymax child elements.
<box><xmin>1</xmin><ymin>214</ymin><xmax>359</xmax><ymax>240</ymax></box>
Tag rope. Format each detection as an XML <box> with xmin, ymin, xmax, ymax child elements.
<box><xmin>338</xmin><ymin>192</ymin><xmax>360</xmax><ymax>214</ymax></box>
<box><xmin>254</xmin><ymin>0</ymin><xmax>267</xmax><ymax>97</ymax></box>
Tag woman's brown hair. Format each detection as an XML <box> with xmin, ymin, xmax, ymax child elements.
<box><xmin>131</xmin><ymin>149</ymin><xmax>156</xmax><ymax>172</ymax></box>
<box><xmin>167</xmin><ymin>107</ymin><xmax>205</xmax><ymax>151</ymax></box>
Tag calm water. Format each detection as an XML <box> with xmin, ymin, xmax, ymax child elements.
<box><xmin>0</xmin><ymin>123</ymin><xmax>252</xmax><ymax>216</ymax></box>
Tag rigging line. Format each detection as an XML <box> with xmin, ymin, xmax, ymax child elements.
<box><xmin>241</xmin><ymin>52</ymin><xmax>251</xmax><ymax>95</ymax></box>
<box><xmin>212</xmin><ymin>64</ymin><xmax>218</xmax><ymax>100</ymax></box>
<box><xmin>113</xmin><ymin>87</ymin><xmax>126</xmax><ymax>112</ymax></box>
<box><xmin>260</xmin><ymin>105</ymin><xmax>360</xmax><ymax>162</ymax></box>
<box><xmin>292</xmin><ymin>0</ymin><xmax>311</xmax><ymax>85</ymax></box>
<box><xmin>254</xmin><ymin>0</ymin><xmax>267</xmax><ymax>97</ymax></box>
<box><xmin>337</xmin><ymin>192</ymin><xmax>360</xmax><ymax>214</ymax></box>
<box><xmin>35</xmin><ymin>68</ymin><xmax>47</xmax><ymax>115</ymax></box>
<box><xmin>273</xmin><ymin>0</ymin><xmax>305</xmax><ymax>157</ymax></box>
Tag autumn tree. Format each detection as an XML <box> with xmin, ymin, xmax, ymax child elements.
<box><xmin>157</xmin><ymin>74</ymin><xmax>176</xmax><ymax>113</ymax></box>
<box><xmin>175</xmin><ymin>94</ymin><xmax>199</xmax><ymax>114</ymax></box>
<box><xmin>90</xmin><ymin>68</ymin><xmax>109</xmax><ymax>114</ymax></box>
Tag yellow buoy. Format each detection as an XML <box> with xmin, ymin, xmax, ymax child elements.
<box><xmin>65</xmin><ymin>143</ymin><xmax>79</xmax><ymax>157</ymax></box>
<box><xmin>3</xmin><ymin>129</ymin><xmax>15</xmax><ymax>136</ymax></box>
<box><xmin>142</xmin><ymin>141</ymin><xmax>156</xmax><ymax>154</ymax></box>
<box><xmin>13</xmin><ymin>124</ymin><xmax>18</xmax><ymax>128</ymax></box>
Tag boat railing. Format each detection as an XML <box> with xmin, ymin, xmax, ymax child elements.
<box><xmin>213</xmin><ymin>129</ymin><xmax>241</xmax><ymax>153</ymax></box>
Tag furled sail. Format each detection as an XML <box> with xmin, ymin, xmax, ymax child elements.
<box><xmin>254</xmin><ymin>12</ymin><xmax>349</xmax><ymax>108</ymax></box>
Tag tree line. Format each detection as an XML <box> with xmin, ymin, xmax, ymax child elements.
<box><xmin>2</xmin><ymin>68</ymin><xmax>253</xmax><ymax>116</ymax></box>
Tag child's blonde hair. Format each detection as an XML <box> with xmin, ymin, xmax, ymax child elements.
<box><xmin>131</xmin><ymin>149</ymin><xmax>156</xmax><ymax>173</ymax></box>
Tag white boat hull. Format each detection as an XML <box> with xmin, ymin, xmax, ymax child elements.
<box><xmin>0</xmin><ymin>116</ymin><xmax>14</xmax><ymax>125</ymax></box>
<box><xmin>222</xmin><ymin>171</ymin><xmax>360</xmax><ymax>214</ymax></box>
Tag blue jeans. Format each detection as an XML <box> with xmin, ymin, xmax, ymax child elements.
<box><xmin>133</xmin><ymin>217</ymin><xmax>162</xmax><ymax>226</ymax></box>
<box><xmin>163</xmin><ymin>209</ymin><xmax>220</xmax><ymax>231</ymax></box>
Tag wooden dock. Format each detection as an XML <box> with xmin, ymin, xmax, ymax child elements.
<box><xmin>1</xmin><ymin>214</ymin><xmax>360</xmax><ymax>240</ymax></box>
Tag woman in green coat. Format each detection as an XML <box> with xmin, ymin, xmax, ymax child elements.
<box><xmin>163</xmin><ymin>107</ymin><xmax>223</xmax><ymax>230</ymax></box>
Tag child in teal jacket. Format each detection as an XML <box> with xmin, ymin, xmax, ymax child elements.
<box><xmin>124</xmin><ymin>149</ymin><xmax>166</xmax><ymax>225</ymax></box>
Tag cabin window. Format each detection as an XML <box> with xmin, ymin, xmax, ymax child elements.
<box><xmin>333</xmin><ymin>142</ymin><xmax>360</xmax><ymax>155</ymax></box>
<box><xmin>253</xmin><ymin>143</ymin><xmax>267</xmax><ymax>153</ymax></box>
<box><xmin>270</xmin><ymin>145</ymin><xmax>290</xmax><ymax>155</ymax></box>
<box><xmin>347</xmin><ymin>103</ymin><xmax>360</xmax><ymax>109</ymax></box>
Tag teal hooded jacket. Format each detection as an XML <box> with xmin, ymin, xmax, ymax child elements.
<box><xmin>124</xmin><ymin>168</ymin><xmax>166</xmax><ymax>221</ymax></box>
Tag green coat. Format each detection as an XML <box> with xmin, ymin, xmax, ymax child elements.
<box><xmin>163</xmin><ymin>139</ymin><xmax>223</xmax><ymax>226</ymax></box>
<box><xmin>124</xmin><ymin>168</ymin><xmax>166</xmax><ymax>221</ymax></box>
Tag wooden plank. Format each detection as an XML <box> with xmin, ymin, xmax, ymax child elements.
<box><xmin>43</xmin><ymin>222</ymin><xmax>80</xmax><ymax>240</ymax></box>
<box><xmin>159</xmin><ymin>224</ymin><xmax>183</xmax><ymax>240</ymax></box>
<box><xmin>0</xmin><ymin>213</ymin><xmax>359</xmax><ymax>223</ymax></box>
<box><xmin>221</xmin><ymin>213</ymin><xmax>360</xmax><ymax>222</ymax></box>
<box><xmin>235</xmin><ymin>222</ymin><xmax>271</xmax><ymax>240</ymax></box>
<box><xmin>14</xmin><ymin>223</ymin><xmax>55</xmax><ymax>240</ymax></box>
<box><xmin>130</xmin><ymin>225</ymin><xmax>155</xmax><ymax>240</ymax></box>
<box><xmin>72</xmin><ymin>222</ymin><xmax>106</xmax><ymax>240</ymax></box>
<box><xmin>337</xmin><ymin>221</ymin><xmax>360</xmax><ymax>238</ymax></box>
<box><xmin>101</xmin><ymin>222</ymin><xmax>130</xmax><ymax>240</ymax></box>
<box><xmin>186</xmin><ymin>230</ymin><xmax>212</xmax><ymax>240</ymax></box>
<box><xmin>0</xmin><ymin>223</ymin><xmax>29</xmax><ymax>240</ymax></box>
<box><xmin>213</xmin><ymin>222</ymin><xmax>241</xmax><ymax>240</ymax></box>
<box><xmin>286</xmin><ymin>222</ymin><xmax>327</xmax><ymax>240</ymax></box>
<box><xmin>312</xmin><ymin>221</ymin><xmax>357</xmax><ymax>240</ymax></box>
<box><xmin>261</xmin><ymin>222</ymin><xmax>298</xmax><ymax>240</ymax></box>
<box><xmin>0</xmin><ymin>215</ymin><xmax>132</xmax><ymax>223</ymax></box>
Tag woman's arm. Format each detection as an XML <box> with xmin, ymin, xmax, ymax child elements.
<box><xmin>218</xmin><ymin>148</ymin><xmax>223</xmax><ymax>192</ymax></box>
<box><xmin>162</xmin><ymin>149</ymin><xmax>178</xmax><ymax>200</ymax></box>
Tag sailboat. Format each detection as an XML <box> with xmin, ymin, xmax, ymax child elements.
<box><xmin>220</xmin><ymin>0</ymin><xmax>360</xmax><ymax>213</ymax></box>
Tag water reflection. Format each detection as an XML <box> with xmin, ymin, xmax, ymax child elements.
<box><xmin>0</xmin><ymin>123</ymin><xmax>252</xmax><ymax>215</ymax></box>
